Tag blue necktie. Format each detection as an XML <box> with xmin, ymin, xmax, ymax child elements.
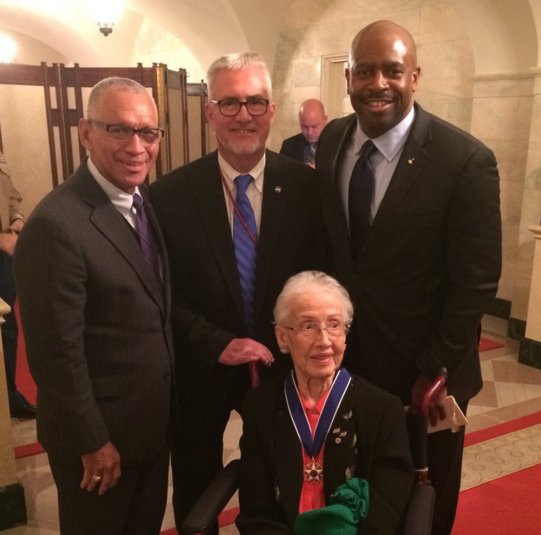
<box><xmin>233</xmin><ymin>175</ymin><xmax>258</xmax><ymax>331</ymax></box>
<box><xmin>132</xmin><ymin>193</ymin><xmax>162</xmax><ymax>289</ymax></box>
<box><xmin>348</xmin><ymin>140</ymin><xmax>377</xmax><ymax>258</ymax></box>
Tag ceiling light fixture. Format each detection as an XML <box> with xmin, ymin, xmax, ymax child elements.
<box><xmin>85</xmin><ymin>0</ymin><xmax>124</xmax><ymax>37</ymax></box>
<box><xmin>0</xmin><ymin>34</ymin><xmax>17</xmax><ymax>63</ymax></box>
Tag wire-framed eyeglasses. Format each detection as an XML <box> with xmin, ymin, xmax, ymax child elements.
<box><xmin>280</xmin><ymin>320</ymin><xmax>350</xmax><ymax>338</ymax></box>
<box><xmin>210</xmin><ymin>98</ymin><xmax>269</xmax><ymax>117</ymax></box>
<box><xmin>89</xmin><ymin>120</ymin><xmax>164</xmax><ymax>145</ymax></box>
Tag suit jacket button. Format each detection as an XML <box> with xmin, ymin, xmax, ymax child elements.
<box><xmin>163</xmin><ymin>371</ymin><xmax>171</xmax><ymax>379</ymax></box>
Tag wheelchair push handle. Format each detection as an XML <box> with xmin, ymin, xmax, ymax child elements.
<box><xmin>420</xmin><ymin>368</ymin><xmax>447</xmax><ymax>417</ymax></box>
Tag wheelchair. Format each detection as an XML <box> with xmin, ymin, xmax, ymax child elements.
<box><xmin>182</xmin><ymin>371</ymin><xmax>447</xmax><ymax>535</ymax></box>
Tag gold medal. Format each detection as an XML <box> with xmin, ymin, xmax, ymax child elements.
<box><xmin>304</xmin><ymin>458</ymin><xmax>323</xmax><ymax>484</ymax></box>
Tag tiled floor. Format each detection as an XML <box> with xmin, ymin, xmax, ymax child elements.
<box><xmin>5</xmin><ymin>317</ymin><xmax>541</xmax><ymax>535</ymax></box>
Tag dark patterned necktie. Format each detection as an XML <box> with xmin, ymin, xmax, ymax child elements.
<box><xmin>132</xmin><ymin>193</ymin><xmax>162</xmax><ymax>287</ymax></box>
<box><xmin>233</xmin><ymin>175</ymin><xmax>258</xmax><ymax>331</ymax></box>
<box><xmin>348</xmin><ymin>140</ymin><xmax>377</xmax><ymax>258</ymax></box>
<box><xmin>306</xmin><ymin>142</ymin><xmax>317</xmax><ymax>166</ymax></box>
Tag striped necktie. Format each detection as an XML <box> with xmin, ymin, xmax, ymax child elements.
<box><xmin>233</xmin><ymin>174</ymin><xmax>258</xmax><ymax>331</ymax></box>
<box><xmin>132</xmin><ymin>193</ymin><xmax>162</xmax><ymax>288</ymax></box>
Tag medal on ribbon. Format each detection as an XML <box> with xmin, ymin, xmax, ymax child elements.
<box><xmin>284</xmin><ymin>368</ymin><xmax>351</xmax><ymax>485</ymax></box>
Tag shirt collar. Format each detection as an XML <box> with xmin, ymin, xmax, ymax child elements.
<box><xmin>218</xmin><ymin>152</ymin><xmax>265</xmax><ymax>193</ymax></box>
<box><xmin>354</xmin><ymin>105</ymin><xmax>415</xmax><ymax>162</ymax></box>
<box><xmin>87</xmin><ymin>156</ymin><xmax>140</xmax><ymax>208</ymax></box>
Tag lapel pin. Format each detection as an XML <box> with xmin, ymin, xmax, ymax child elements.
<box><xmin>275</xmin><ymin>186</ymin><xmax>282</xmax><ymax>193</ymax></box>
<box><xmin>408</xmin><ymin>158</ymin><xmax>415</xmax><ymax>164</ymax></box>
<box><xmin>335</xmin><ymin>437</ymin><xmax>342</xmax><ymax>444</ymax></box>
<box><xmin>333</xmin><ymin>428</ymin><xmax>341</xmax><ymax>434</ymax></box>
<box><xmin>340</xmin><ymin>431</ymin><xmax>347</xmax><ymax>437</ymax></box>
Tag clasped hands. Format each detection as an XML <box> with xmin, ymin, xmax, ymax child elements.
<box><xmin>218</xmin><ymin>338</ymin><xmax>274</xmax><ymax>367</ymax></box>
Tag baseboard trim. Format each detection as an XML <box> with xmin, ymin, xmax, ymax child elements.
<box><xmin>0</xmin><ymin>483</ymin><xmax>26</xmax><ymax>531</ymax></box>
<box><xmin>519</xmin><ymin>337</ymin><xmax>541</xmax><ymax>370</ymax></box>
<box><xmin>507</xmin><ymin>317</ymin><xmax>526</xmax><ymax>341</ymax></box>
<box><xmin>487</xmin><ymin>297</ymin><xmax>511</xmax><ymax>320</ymax></box>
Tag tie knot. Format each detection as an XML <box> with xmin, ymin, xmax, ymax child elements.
<box><xmin>359</xmin><ymin>140</ymin><xmax>376</xmax><ymax>160</ymax></box>
<box><xmin>235</xmin><ymin>174</ymin><xmax>253</xmax><ymax>196</ymax></box>
<box><xmin>132</xmin><ymin>192</ymin><xmax>144</xmax><ymax>211</ymax></box>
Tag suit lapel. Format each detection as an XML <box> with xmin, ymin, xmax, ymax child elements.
<box><xmin>254</xmin><ymin>151</ymin><xmax>288</xmax><ymax>321</ymax></box>
<box><xmin>76</xmin><ymin>167</ymin><xmax>165</xmax><ymax>314</ymax></box>
<box><xmin>193</xmin><ymin>153</ymin><xmax>245</xmax><ymax>319</ymax></box>
<box><xmin>274</xmin><ymin>389</ymin><xmax>304</xmax><ymax>526</ymax></box>
<box><xmin>365</xmin><ymin>105</ymin><xmax>432</xmax><ymax>249</ymax></box>
<box><xmin>323</xmin><ymin>383</ymin><xmax>356</xmax><ymax>499</ymax></box>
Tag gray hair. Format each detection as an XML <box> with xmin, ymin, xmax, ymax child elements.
<box><xmin>273</xmin><ymin>271</ymin><xmax>354</xmax><ymax>325</ymax></box>
<box><xmin>207</xmin><ymin>52</ymin><xmax>272</xmax><ymax>99</ymax></box>
<box><xmin>86</xmin><ymin>77</ymin><xmax>151</xmax><ymax>118</ymax></box>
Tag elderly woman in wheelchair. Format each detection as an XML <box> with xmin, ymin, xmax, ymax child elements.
<box><xmin>236</xmin><ymin>271</ymin><xmax>414</xmax><ymax>535</ymax></box>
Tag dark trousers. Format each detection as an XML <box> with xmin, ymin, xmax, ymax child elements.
<box><xmin>172</xmin><ymin>366</ymin><xmax>250</xmax><ymax>535</ymax></box>
<box><xmin>0</xmin><ymin>252</ymin><xmax>29</xmax><ymax>411</ymax></box>
<box><xmin>48</xmin><ymin>445</ymin><xmax>170</xmax><ymax>535</ymax></box>
<box><xmin>427</xmin><ymin>401</ymin><xmax>468</xmax><ymax>535</ymax></box>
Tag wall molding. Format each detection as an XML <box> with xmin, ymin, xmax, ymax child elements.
<box><xmin>0</xmin><ymin>483</ymin><xmax>26</xmax><ymax>531</ymax></box>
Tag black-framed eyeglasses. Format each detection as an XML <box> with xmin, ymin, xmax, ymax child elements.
<box><xmin>210</xmin><ymin>98</ymin><xmax>269</xmax><ymax>117</ymax></box>
<box><xmin>280</xmin><ymin>320</ymin><xmax>350</xmax><ymax>338</ymax></box>
<box><xmin>89</xmin><ymin>120</ymin><xmax>164</xmax><ymax>145</ymax></box>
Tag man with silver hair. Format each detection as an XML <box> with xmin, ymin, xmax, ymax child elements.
<box><xmin>151</xmin><ymin>52</ymin><xmax>328</xmax><ymax>533</ymax></box>
<box><xmin>15</xmin><ymin>77</ymin><xmax>173</xmax><ymax>534</ymax></box>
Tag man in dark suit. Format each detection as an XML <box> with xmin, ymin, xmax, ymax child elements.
<box><xmin>279</xmin><ymin>99</ymin><xmax>327</xmax><ymax>167</ymax></box>
<box><xmin>150</xmin><ymin>52</ymin><xmax>328</xmax><ymax>534</ymax></box>
<box><xmin>13</xmin><ymin>77</ymin><xmax>174</xmax><ymax>535</ymax></box>
<box><xmin>316</xmin><ymin>21</ymin><xmax>501</xmax><ymax>535</ymax></box>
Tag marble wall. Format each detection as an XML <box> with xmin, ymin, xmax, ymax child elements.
<box><xmin>270</xmin><ymin>0</ymin><xmax>541</xmax><ymax>324</ymax></box>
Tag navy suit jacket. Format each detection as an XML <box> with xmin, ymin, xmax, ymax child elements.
<box><xmin>316</xmin><ymin>104</ymin><xmax>502</xmax><ymax>404</ymax></box>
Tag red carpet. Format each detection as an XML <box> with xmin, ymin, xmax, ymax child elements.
<box><xmin>454</xmin><ymin>462</ymin><xmax>541</xmax><ymax>534</ymax></box>
<box><xmin>478</xmin><ymin>337</ymin><xmax>504</xmax><ymax>352</ymax></box>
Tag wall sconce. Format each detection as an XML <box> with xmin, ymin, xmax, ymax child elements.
<box><xmin>85</xmin><ymin>0</ymin><xmax>124</xmax><ymax>37</ymax></box>
<box><xmin>0</xmin><ymin>34</ymin><xmax>17</xmax><ymax>63</ymax></box>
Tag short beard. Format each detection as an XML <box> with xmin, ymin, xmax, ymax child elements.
<box><xmin>216</xmin><ymin>132</ymin><xmax>264</xmax><ymax>156</ymax></box>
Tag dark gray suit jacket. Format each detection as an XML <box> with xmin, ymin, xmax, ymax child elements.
<box><xmin>236</xmin><ymin>374</ymin><xmax>414</xmax><ymax>535</ymax></box>
<box><xmin>14</xmin><ymin>161</ymin><xmax>174</xmax><ymax>464</ymax></box>
<box><xmin>150</xmin><ymin>150</ymin><xmax>329</xmax><ymax>398</ymax></box>
<box><xmin>279</xmin><ymin>133</ymin><xmax>306</xmax><ymax>163</ymax></box>
<box><xmin>316</xmin><ymin>104</ymin><xmax>502</xmax><ymax>405</ymax></box>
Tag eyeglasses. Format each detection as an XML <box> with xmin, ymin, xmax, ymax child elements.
<box><xmin>281</xmin><ymin>320</ymin><xmax>350</xmax><ymax>338</ymax></box>
<box><xmin>89</xmin><ymin>120</ymin><xmax>164</xmax><ymax>145</ymax></box>
<box><xmin>210</xmin><ymin>98</ymin><xmax>269</xmax><ymax>117</ymax></box>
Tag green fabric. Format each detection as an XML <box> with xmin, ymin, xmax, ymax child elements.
<box><xmin>293</xmin><ymin>478</ymin><xmax>369</xmax><ymax>535</ymax></box>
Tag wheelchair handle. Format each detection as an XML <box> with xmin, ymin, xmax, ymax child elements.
<box><xmin>420</xmin><ymin>368</ymin><xmax>447</xmax><ymax>416</ymax></box>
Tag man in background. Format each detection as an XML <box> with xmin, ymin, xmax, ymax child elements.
<box><xmin>279</xmin><ymin>98</ymin><xmax>327</xmax><ymax>167</ymax></box>
<box><xmin>14</xmin><ymin>77</ymin><xmax>174</xmax><ymax>535</ymax></box>
<box><xmin>0</xmin><ymin>149</ymin><xmax>35</xmax><ymax>419</ymax></box>
<box><xmin>151</xmin><ymin>52</ymin><xmax>328</xmax><ymax>534</ymax></box>
<box><xmin>317</xmin><ymin>20</ymin><xmax>501</xmax><ymax>535</ymax></box>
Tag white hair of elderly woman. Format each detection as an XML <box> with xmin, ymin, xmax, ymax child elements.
<box><xmin>273</xmin><ymin>271</ymin><xmax>354</xmax><ymax>326</ymax></box>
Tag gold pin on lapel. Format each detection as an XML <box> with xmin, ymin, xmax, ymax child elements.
<box><xmin>408</xmin><ymin>158</ymin><xmax>415</xmax><ymax>164</ymax></box>
<box><xmin>275</xmin><ymin>186</ymin><xmax>282</xmax><ymax>193</ymax></box>
<box><xmin>335</xmin><ymin>438</ymin><xmax>342</xmax><ymax>444</ymax></box>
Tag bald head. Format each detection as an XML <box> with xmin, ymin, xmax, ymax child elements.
<box><xmin>346</xmin><ymin>20</ymin><xmax>420</xmax><ymax>138</ymax></box>
<box><xmin>298</xmin><ymin>99</ymin><xmax>327</xmax><ymax>143</ymax></box>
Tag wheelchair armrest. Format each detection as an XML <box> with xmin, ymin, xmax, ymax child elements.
<box><xmin>182</xmin><ymin>459</ymin><xmax>241</xmax><ymax>535</ymax></box>
<box><xmin>403</xmin><ymin>484</ymin><xmax>435</xmax><ymax>535</ymax></box>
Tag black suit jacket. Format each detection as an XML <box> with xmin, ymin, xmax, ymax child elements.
<box><xmin>150</xmin><ymin>150</ymin><xmax>329</xmax><ymax>398</ymax></box>
<box><xmin>14</xmin><ymin>161</ymin><xmax>174</xmax><ymax>463</ymax></box>
<box><xmin>316</xmin><ymin>104</ymin><xmax>502</xmax><ymax>405</ymax></box>
<box><xmin>280</xmin><ymin>133</ymin><xmax>307</xmax><ymax>163</ymax></box>
<box><xmin>236</xmin><ymin>374</ymin><xmax>414</xmax><ymax>535</ymax></box>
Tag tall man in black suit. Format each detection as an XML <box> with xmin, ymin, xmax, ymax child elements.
<box><xmin>280</xmin><ymin>99</ymin><xmax>327</xmax><ymax>167</ymax></box>
<box><xmin>14</xmin><ymin>77</ymin><xmax>174</xmax><ymax>535</ymax></box>
<box><xmin>316</xmin><ymin>21</ymin><xmax>501</xmax><ymax>535</ymax></box>
<box><xmin>150</xmin><ymin>52</ymin><xmax>328</xmax><ymax>534</ymax></box>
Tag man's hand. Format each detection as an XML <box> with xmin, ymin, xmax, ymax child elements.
<box><xmin>0</xmin><ymin>232</ymin><xmax>17</xmax><ymax>255</ymax></box>
<box><xmin>8</xmin><ymin>219</ymin><xmax>24</xmax><ymax>234</ymax></box>
<box><xmin>80</xmin><ymin>442</ymin><xmax>121</xmax><ymax>495</ymax></box>
<box><xmin>410</xmin><ymin>374</ymin><xmax>447</xmax><ymax>427</ymax></box>
<box><xmin>218</xmin><ymin>338</ymin><xmax>274</xmax><ymax>367</ymax></box>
